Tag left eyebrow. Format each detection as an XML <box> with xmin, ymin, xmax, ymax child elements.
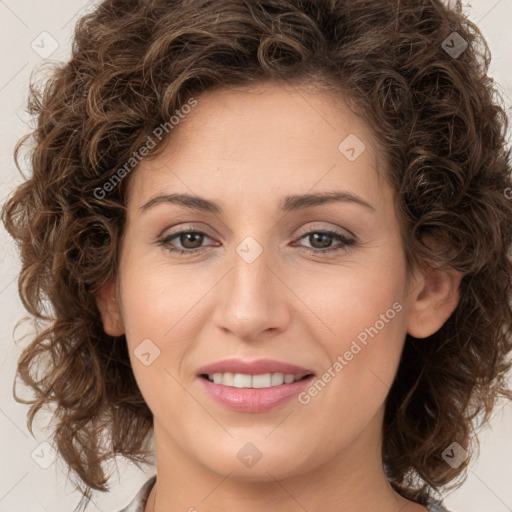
<box><xmin>140</xmin><ymin>191</ymin><xmax>375</xmax><ymax>214</ymax></box>
<box><xmin>281</xmin><ymin>191</ymin><xmax>375</xmax><ymax>212</ymax></box>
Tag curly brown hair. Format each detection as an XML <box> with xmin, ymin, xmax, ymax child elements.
<box><xmin>2</xmin><ymin>0</ymin><xmax>512</xmax><ymax>509</ymax></box>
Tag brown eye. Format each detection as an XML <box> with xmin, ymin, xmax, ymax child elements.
<box><xmin>159</xmin><ymin>229</ymin><xmax>212</xmax><ymax>254</ymax></box>
<box><xmin>158</xmin><ymin>227</ymin><xmax>355</xmax><ymax>256</ymax></box>
<box><xmin>307</xmin><ymin>232</ymin><xmax>334</xmax><ymax>249</ymax></box>
<box><xmin>295</xmin><ymin>229</ymin><xmax>355</xmax><ymax>254</ymax></box>
<box><xmin>176</xmin><ymin>232</ymin><xmax>204</xmax><ymax>249</ymax></box>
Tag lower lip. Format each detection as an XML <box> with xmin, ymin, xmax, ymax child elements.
<box><xmin>198</xmin><ymin>375</ymin><xmax>315</xmax><ymax>413</ymax></box>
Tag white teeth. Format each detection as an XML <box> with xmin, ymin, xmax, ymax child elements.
<box><xmin>252</xmin><ymin>373</ymin><xmax>272</xmax><ymax>388</ymax></box>
<box><xmin>233</xmin><ymin>373</ymin><xmax>252</xmax><ymax>388</ymax></box>
<box><xmin>206</xmin><ymin>372</ymin><xmax>306</xmax><ymax>388</ymax></box>
<box><xmin>219</xmin><ymin>372</ymin><xmax>234</xmax><ymax>386</ymax></box>
<box><xmin>212</xmin><ymin>373</ymin><xmax>225</xmax><ymax>384</ymax></box>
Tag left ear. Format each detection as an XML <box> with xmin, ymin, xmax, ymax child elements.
<box><xmin>406</xmin><ymin>264</ymin><xmax>464</xmax><ymax>339</ymax></box>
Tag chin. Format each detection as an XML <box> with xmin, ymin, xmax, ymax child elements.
<box><xmin>193</xmin><ymin>441</ymin><xmax>316</xmax><ymax>481</ymax></box>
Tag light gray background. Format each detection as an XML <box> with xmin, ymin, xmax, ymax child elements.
<box><xmin>1</xmin><ymin>1</ymin><xmax>511</xmax><ymax>511</ymax></box>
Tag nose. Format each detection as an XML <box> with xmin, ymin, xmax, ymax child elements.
<box><xmin>211</xmin><ymin>240</ymin><xmax>292</xmax><ymax>341</ymax></box>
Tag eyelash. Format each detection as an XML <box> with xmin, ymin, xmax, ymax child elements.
<box><xmin>158</xmin><ymin>227</ymin><xmax>355</xmax><ymax>255</ymax></box>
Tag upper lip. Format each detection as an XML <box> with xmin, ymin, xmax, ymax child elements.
<box><xmin>197</xmin><ymin>358</ymin><xmax>315</xmax><ymax>378</ymax></box>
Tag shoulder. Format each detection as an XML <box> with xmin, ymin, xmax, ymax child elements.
<box><xmin>113</xmin><ymin>477</ymin><xmax>452</xmax><ymax>512</ymax></box>
<box><xmin>425</xmin><ymin>498</ymin><xmax>452</xmax><ymax>512</ymax></box>
<box><xmin>114</xmin><ymin>475</ymin><xmax>156</xmax><ymax>512</ymax></box>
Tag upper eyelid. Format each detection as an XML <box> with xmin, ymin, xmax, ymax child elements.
<box><xmin>160</xmin><ymin>221</ymin><xmax>354</xmax><ymax>238</ymax></box>
<box><xmin>160</xmin><ymin>224</ymin><xmax>215</xmax><ymax>240</ymax></box>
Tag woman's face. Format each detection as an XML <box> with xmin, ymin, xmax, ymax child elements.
<box><xmin>100</xmin><ymin>81</ymin><xmax>453</xmax><ymax>481</ymax></box>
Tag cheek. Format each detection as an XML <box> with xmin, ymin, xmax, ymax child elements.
<box><xmin>302</xmin><ymin>264</ymin><xmax>407</xmax><ymax>398</ymax></box>
<box><xmin>118</xmin><ymin>247</ymin><xmax>201</xmax><ymax>337</ymax></box>
<box><xmin>115</xmin><ymin>254</ymin><xmax>191</xmax><ymax>389</ymax></box>
<box><xmin>300</xmin><ymin>262</ymin><xmax>406</xmax><ymax>343</ymax></box>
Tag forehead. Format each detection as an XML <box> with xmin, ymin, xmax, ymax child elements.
<box><xmin>128</xmin><ymin>81</ymin><xmax>387</xmax><ymax>211</ymax></box>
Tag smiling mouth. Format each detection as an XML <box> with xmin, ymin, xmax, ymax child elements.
<box><xmin>200</xmin><ymin>372</ymin><xmax>314</xmax><ymax>389</ymax></box>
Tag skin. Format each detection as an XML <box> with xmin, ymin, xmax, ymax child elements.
<box><xmin>96</xmin><ymin>80</ymin><xmax>462</xmax><ymax>512</ymax></box>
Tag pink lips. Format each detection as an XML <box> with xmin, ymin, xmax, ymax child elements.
<box><xmin>196</xmin><ymin>358</ymin><xmax>315</xmax><ymax>413</ymax></box>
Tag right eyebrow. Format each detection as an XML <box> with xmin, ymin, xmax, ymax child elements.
<box><xmin>140</xmin><ymin>193</ymin><xmax>222</xmax><ymax>214</ymax></box>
